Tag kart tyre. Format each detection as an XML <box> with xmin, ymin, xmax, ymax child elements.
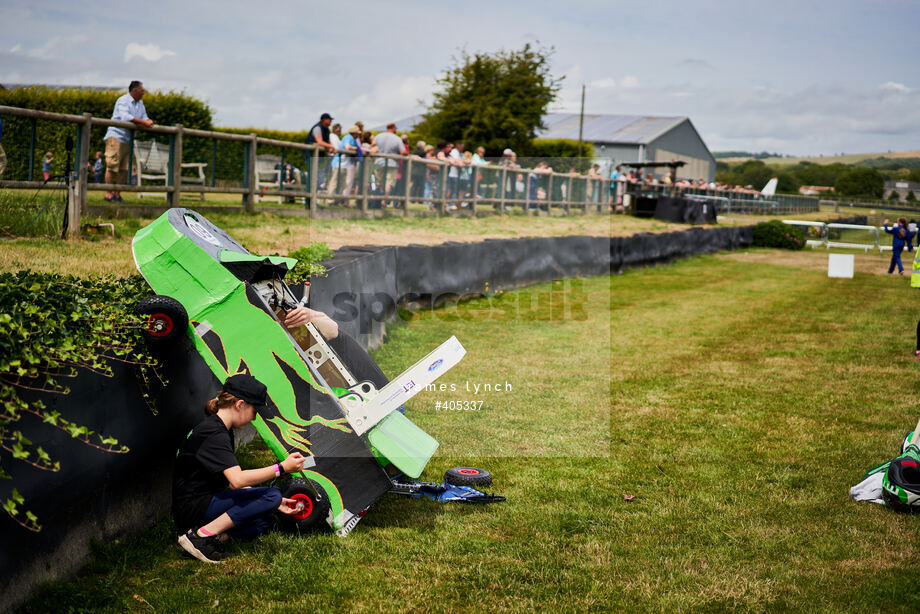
<box><xmin>444</xmin><ymin>467</ymin><xmax>492</xmax><ymax>487</ymax></box>
<box><xmin>277</xmin><ymin>478</ymin><xmax>330</xmax><ymax>533</ymax></box>
<box><xmin>134</xmin><ymin>295</ymin><xmax>188</xmax><ymax>347</ymax></box>
<box><xmin>883</xmin><ymin>457</ymin><xmax>920</xmax><ymax>513</ymax></box>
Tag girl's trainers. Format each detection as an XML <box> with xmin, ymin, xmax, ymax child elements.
<box><xmin>178</xmin><ymin>530</ymin><xmax>229</xmax><ymax>563</ymax></box>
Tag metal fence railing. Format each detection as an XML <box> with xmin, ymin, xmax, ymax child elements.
<box><xmin>623</xmin><ymin>183</ymin><xmax>820</xmax><ymax>218</ymax></box>
<box><xmin>0</xmin><ymin>105</ymin><xmax>616</xmax><ymax>237</ymax></box>
<box><xmin>782</xmin><ymin>219</ymin><xmax>893</xmax><ymax>251</ymax></box>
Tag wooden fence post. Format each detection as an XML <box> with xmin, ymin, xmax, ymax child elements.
<box><xmin>439</xmin><ymin>166</ymin><xmax>447</xmax><ymax>215</ymax></box>
<box><xmin>403</xmin><ymin>157</ymin><xmax>411</xmax><ymax>216</ymax></box>
<box><xmin>168</xmin><ymin>124</ymin><xmax>183</xmax><ymax>208</ymax></box>
<box><xmin>75</xmin><ymin>112</ymin><xmax>91</xmax><ymax>216</ymax></box>
<box><xmin>470</xmin><ymin>165</ymin><xmax>479</xmax><ymax>217</ymax></box>
<box><xmin>499</xmin><ymin>167</ymin><xmax>507</xmax><ymax>215</ymax></box>
<box><xmin>360</xmin><ymin>158</ymin><xmax>370</xmax><ymax>213</ymax></box>
<box><xmin>244</xmin><ymin>133</ymin><xmax>256</xmax><ymax>212</ymax></box>
<box><xmin>309</xmin><ymin>147</ymin><xmax>319</xmax><ymax>216</ymax></box>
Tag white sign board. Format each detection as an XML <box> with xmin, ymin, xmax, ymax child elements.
<box><xmin>828</xmin><ymin>253</ymin><xmax>854</xmax><ymax>278</ymax></box>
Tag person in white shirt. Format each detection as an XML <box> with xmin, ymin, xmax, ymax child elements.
<box><xmin>373</xmin><ymin>123</ymin><xmax>403</xmax><ymax>205</ymax></box>
<box><xmin>104</xmin><ymin>81</ymin><xmax>153</xmax><ymax>202</ymax></box>
<box><xmin>326</xmin><ymin>124</ymin><xmax>343</xmax><ymax>199</ymax></box>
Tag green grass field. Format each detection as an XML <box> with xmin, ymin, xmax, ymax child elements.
<box><xmin>16</xmin><ymin>250</ymin><xmax>920</xmax><ymax>612</ymax></box>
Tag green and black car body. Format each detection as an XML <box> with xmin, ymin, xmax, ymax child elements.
<box><xmin>132</xmin><ymin>208</ymin><xmax>442</xmax><ymax>535</ymax></box>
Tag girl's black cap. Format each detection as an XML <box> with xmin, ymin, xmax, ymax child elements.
<box><xmin>222</xmin><ymin>374</ymin><xmax>268</xmax><ymax>408</ymax></box>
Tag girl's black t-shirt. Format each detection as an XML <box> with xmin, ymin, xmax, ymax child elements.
<box><xmin>171</xmin><ymin>414</ymin><xmax>239</xmax><ymax>534</ymax></box>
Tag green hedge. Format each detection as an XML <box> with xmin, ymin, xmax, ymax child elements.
<box><xmin>752</xmin><ymin>220</ymin><xmax>806</xmax><ymax>250</ymax></box>
<box><xmin>0</xmin><ymin>86</ymin><xmax>213</xmax><ymax>182</ymax></box>
<box><xmin>202</xmin><ymin>127</ymin><xmax>311</xmax><ymax>185</ymax></box>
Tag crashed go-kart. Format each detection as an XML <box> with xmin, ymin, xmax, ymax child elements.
<box><xmin>131</xmin><ymin>209</ymin><xmax>503</xmax><ymax>536</ymax></box>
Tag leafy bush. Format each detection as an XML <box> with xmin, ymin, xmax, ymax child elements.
<box><xmin>752</xmin><ymin>220</ymin><xmax>806</xmax><ymax>250</ymax></box>
<box><xmin>285</xmin><ymin>242</ymin><xmax>334</xmax><ymax>283</ymax></box>
<box><xmin>0</xmin><ymin>271</ymin><xmax>159</xmax><ymax>531</ymax></box>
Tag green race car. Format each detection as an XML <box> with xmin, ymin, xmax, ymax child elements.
<box><xmin>132</xmin><ymin>208</ymin><xmax>462</xmax><ymax>535</ymax></box>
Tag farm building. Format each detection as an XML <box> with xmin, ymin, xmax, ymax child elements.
<box><xmin>536</xmin><ymin>113</ymin><xmax>715</xmax><ymax>181</ymax></box>
<box><xmin>386</xmin><ymin>113</ymin><xmax>716</xmax><ymax>181</ymax></box>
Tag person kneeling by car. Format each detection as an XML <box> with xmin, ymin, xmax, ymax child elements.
<box><xmin>173</xmin><ymin>373</ymin><xmax>307</xmax><ymax>563</ymax></box>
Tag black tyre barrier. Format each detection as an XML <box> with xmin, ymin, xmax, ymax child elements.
<box><xmin>310</xmin><ymin>228</ymin><xmax>756</xmax><ymax>348</ymax></box>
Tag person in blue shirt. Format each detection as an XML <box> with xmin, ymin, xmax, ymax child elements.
<box><xmin>104</xmin><ymin>81</ymin><xmax>154</xmax><ymax>202</ymax></box>
<box><xmin>883</xmin><ymin>217</ymin><xmax>915</xmax><ymax>274</ymax></box>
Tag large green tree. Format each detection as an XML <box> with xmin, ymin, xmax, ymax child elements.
<box><xmin>415</xmin><ymin>44</ymin><xmax>562</xmax><ymax>155</ymax></box>
<box><xmin>834</xmin><ymin>167</ymin><xmax>885</xmax><ymax>198</ymax></box>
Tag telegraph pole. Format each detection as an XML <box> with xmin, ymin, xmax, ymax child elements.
<box><xmin>577</xmin><ymin>84</ymin><xmax>585</xmax><ymax>158</ymax></box>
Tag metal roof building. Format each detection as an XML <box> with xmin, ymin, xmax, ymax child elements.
<box><xmin>537</xmin><ymin>113</ymin><xmax>715</xmax><ymax>181</ymax></box>
<box><xmin>386</xmin><ymin>112</ymin><xmax>715</xmax><ymax>181</ymax></box>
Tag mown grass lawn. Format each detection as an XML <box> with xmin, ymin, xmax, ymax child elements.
<box><xmin>17</xmin><ymin>249</ymin><xmax>920</xmax><ymax>612</ymax></box>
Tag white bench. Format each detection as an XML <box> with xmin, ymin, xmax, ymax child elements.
<box><xmin>255</xmin><ymin>155</ymin><xmax>282</xmax><ymax>203</ymax></box>
<box><xmin>133</xmin><ymin>140</ymin><xmax>206</xmax><ymax>201</ymax></box>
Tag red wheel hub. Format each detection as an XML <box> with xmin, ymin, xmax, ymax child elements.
<box><xmin>458</xmin><ymin>468</ymin><xmax>480</xmax><ymax>475</ymax></box>
<box><xmin>290</xmin><ymin>493</ymin><xmax>314</xmax><ymax>519</ymax></box>
<box><xmin>146</xmin><ymin>313</ymin><xmax>174</xmax><ymax>337</ymax></box>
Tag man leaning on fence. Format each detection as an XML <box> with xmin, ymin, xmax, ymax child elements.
<box><xmin>374</xmin><ymin>123</ymin><xmax>402</xmax><ymax>207</ymax></box>
<box><xmin>104</xmin><ymin>81</ymin><xmax>154</xmax><ymax>203</ymax></box>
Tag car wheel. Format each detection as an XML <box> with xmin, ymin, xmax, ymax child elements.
<box><xmin>134</xmin><ymin>295</ymin><xmax>188</xmax><ymax>346</ymax></box>
<box><xmin>278</xmin><ymin>478</ymin><xmax>330</xmax><ymax>533</ymax></box>
<box><xmin>444</xmin><ymin>467</ymin><xmax>492</xmax><ymax>487</ymax></box>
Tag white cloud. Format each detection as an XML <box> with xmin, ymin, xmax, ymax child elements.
<box><xmin>124</xmin><ymin>43</ymin><xmax>176</xmax><ymax>63</ymax></box>
<box><xmin>880</xmin><ymin>81</ymin><xmax>910</xmax><ymax>93</ymax></box>
<box><xmin>10</xmin><ymin>44</ymin><xmax>21</xmax><ymax>53</ymax></box>
<box><xmin>590</xmin><ymin>78</ymin><xmax>617</xmax><ymax>89</ymax></box>
<box><xmin>29</xmin><ymin>34</ymin><xmax>88</xmax><ymax>59</ymax></box>
<box><xmin>620</xmin><ymin>75</ymin><xmax>639</xmax><ymax>88</ymax></box>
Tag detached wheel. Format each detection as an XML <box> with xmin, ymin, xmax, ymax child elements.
<box><xmin>277</xmin><ymin>478</ymin><xmax>330</xmax><ymax>533</ymax></box>
<box><xmin>134</xmin><ymin>295</ymin><xmax>188</xmax><ymax>347</ymax></box>
<box><xmin>444</xmin><ymin>467</ymin><xmax>492</xmax><ymax>488</ymax></box>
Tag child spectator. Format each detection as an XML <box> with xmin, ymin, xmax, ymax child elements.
<box><xmin>883</xmin><ymin>218</ymin><xmax>915</xmax><ymax>275</ymax></box>
<box><xmin>42</xmin><ymin>151</ymin><xmax>54</xmax><ymax>181</ymax></box>
<box><xmin>92</xmin><ymin>151</ymin><xmax>104</xmax><ymax>183</ymax></box>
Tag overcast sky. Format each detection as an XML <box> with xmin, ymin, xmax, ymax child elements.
<box><xmin>2</xmin><ymin>0</ymin><xmax>918</xmax><ymax>155</ymax></box>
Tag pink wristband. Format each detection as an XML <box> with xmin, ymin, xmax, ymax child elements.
<box><xmin>272</xmin><ymin>463</ymin><xmax>280</xmax><ymax>477</ymax></box>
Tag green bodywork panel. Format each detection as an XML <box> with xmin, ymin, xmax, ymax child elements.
<box><xmin>366</xmin><ymin>412</ymin><xmax>438</xmax><ymax>479</ymax></box>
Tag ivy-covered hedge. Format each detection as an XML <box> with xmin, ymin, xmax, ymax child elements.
<box><xmin>0</xmin><ymin>86</ymin><xmax>213</xmax><ymax>182</ymax></box>
<box><xmin>0</xmin><ymin>271</ymin><xmax>157</xmax><ymax>531</ymax></box>
<box><xmin>0</xmin><ymin>240</ymin><xmax>331</xmax><ymax>531</ymax></box>
<box><xmin>752</xmin><ymin>220</ymin><xmax>806</xmax><ymax>250</ymax></box>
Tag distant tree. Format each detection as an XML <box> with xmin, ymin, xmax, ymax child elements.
<box><xmin>909</xmin><ymin>168</ymin><xmax>920</xmax><ymax>183</ymax></box>
<box><xmin>414</xmin><ymin>44</ymin><xmax>562</xmax><ymax>155</ymax></box>
<box><xmin>736</xmin><ymin>160</ymin><xmax>773</xmax><ymax>189</ymax></box>
<box><xmin>907</xmin><ymin>190</ymin><xmax>918</xmax><ymax>203</ymax></box>
<box><xmin>834</xmin><ymin>167</ymin><xmax>884</xmax><ymax>198</ymax></box>
<box><xmin>787</xmin><ymin>162</ymin><xmax>849</xmax><ymax>187</ymax></box>
<box><xmin>776</xmin><ymin>171</ymin><xmax>800</xmax><ymax>193</ymax></box>
<box><xmin>889</xmin><ymin>191</ymin><xmax>900</xmax><ymax>200</ymax></box>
